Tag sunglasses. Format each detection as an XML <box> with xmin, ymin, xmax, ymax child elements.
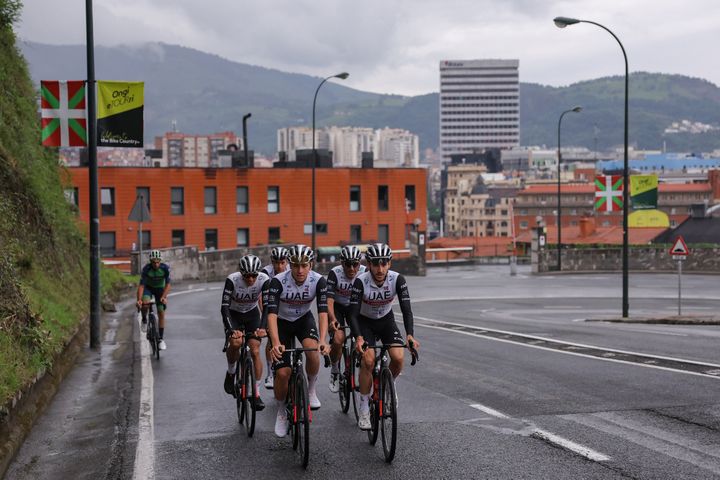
<box><xmin>370</xmin><ymin>259</ymin><xmax>389</xmax><ymax>266</ymax></box>
<box><xmin>343</xmin><ymin>261</ymin><xmax>360</xmax><ymax>268</ymax></box>
<box><xmin>150</xmin><ymin>259</ymin><xmax>161</xmax><ymax>264</ymax></box>
<box><xmin>242</xmin><ymin>273</ymin><xmax>258</xmax><ymax>279</ymax></box>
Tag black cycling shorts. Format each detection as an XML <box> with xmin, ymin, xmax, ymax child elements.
<box><xmin>274</xmin><ymin>311</ymin><xmax>319</xmax><ymax>370</ymax></box>
<box><xmin>142</xmin><ymin>286</ymin><xmax>167</xmax><ymax>311</ymax></box>
<box><xmin>333</xmin><ymin>303</ymin><xmax>351</xmax><ymax>327</ymax></box>
<box><xmin>227</xmin><ymin>308</ymin><xmax>261</xmax><ymax>335</ymax></box>
<box><xmin>358</xmin><ymin>311</ymin><xmax>404</xmax><ymax>347</ymax></box>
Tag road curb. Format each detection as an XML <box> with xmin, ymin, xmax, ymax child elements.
<box><xmin>586</xmin><ymin>316</ymin><xmax>720</xmax><ymax>325</ymax></box>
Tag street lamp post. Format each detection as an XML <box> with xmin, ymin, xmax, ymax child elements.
<box><xmin>554</xmin><ymin>16</ymin><xmax>630</xmax><ymax>318</ymax></box>
<box><xmin>557</xmin><ymin>106</ymin><xmax>582</xmax><ymax>271</ymax></box>
<box><xmin>311</xmin><ymin>72</ymin><xmax>349</xmax><ymax>252</ymax></box>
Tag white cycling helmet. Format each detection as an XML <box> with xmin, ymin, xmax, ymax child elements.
<box><xmin>270</xmin><ymin>246</ymin><xmax>289</xmax><ymax>262</ymax></box>
<box><xmin>288</xmin><ymin>244</ymin><xmax>314</xmax><ymax>264</ymax></box>
<box><xmin>340</xmin><ymin>245</ymin><xmax>362</xmax><ymax>262</ymax></box>
<box><xmin>365</xmin><ymin>243</ymin><xmax>392</xmax><ymax>262</ymax></box>
<box><xmin>238</xmin><ymin>254</ymin><xmax>262</xmax><ymax>275</ymax></box>
<box><xmin>149</xmin><ymin>250</ymin><xmax>162</xmax><ymax>261</ymax></box>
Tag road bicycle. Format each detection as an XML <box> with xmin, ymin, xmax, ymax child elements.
<box><xmin>332</xmin><ymin>325</ymin><xmax>355</xmax><ymax>415</ymax></box>
<box><xmin>362</xmin><ymin>342</ymin><xmax>418</xmax><ymax>463</ymax></box>
<box><xmin>141</xmin><ymin>300</ymin><xmax>160</xmax><ymax>360</ymax></box>
<box><xmin>233</xmin><ymin>332</ymin><xmax>263</xmax><ymax>437</ymax></box>
<box><xmin>282</xmin><ymin>345</ymin><xmax>319</xmax><ymax>469</ymax></box>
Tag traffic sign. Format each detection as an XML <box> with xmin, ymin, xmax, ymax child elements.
<box><xmin>669</xmin><ymin>236</ymin><xmax>689</xmax><ymax>256</ymax></box>
<box><xmin>129</xmin><ymin>195</ymin><xmax>151</xmax><ymax>222</ymax></box>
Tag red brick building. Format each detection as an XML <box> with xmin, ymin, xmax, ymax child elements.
<box><xmin>64</xmin><ymin>167</ymin><xmax>427</xmax><ymax>256</ymax></box>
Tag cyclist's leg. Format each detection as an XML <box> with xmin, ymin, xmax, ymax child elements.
<box><xmin>140</xmin><ymin>287</ymin><xmax>153</xmax><ymax>320</ymax></box>
<box><xmin>358</xmin><ymin>317</ymin><xmax>378</xmax><ymax>396</ymax></box>
<box><xmin>226</xmin><ymin>311</ymin><xmax>244</xmax><ymax>366</ymax></box>
<box><xmin>272</xmin><ymin>318</ymin><xmax>294</xmax><ymax>402</ymax></box>
<box><xmin>329</xmin><ymin>303</ymin><xmax>347</xmax><ymax>366</ymax></box>
<box><xmin>242</xmin><ymin>308</ymin><xmax>263</xmax><ymax>388</ymax></box>
<box><xmin>152</xmin><ymin>288</ymin><xmax>166</xmax><ymax>338</ymax></box>
<box><xmin>377</xmin><ymin>312</ymin><xmax>405</xmax><ymax>378</ymax></box>
<box><xmin>296</xmin><ymin>312</ymin><xmax>320</xmax><ymax>407</ymax></box>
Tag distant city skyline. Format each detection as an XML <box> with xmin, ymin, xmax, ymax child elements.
<box><xmin>16</xmin><ymin>1</ymin><xmax>720</xmax><ymax>96</ymax></box>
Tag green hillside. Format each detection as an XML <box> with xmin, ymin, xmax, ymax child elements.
<box><xmin>20</xmin><ymin>42</ymin><xmax>720</xmax><ymax>155</ymax></box>
<box><xmin>0</xmin><ymin>3</ymin><xmax>127</xmax><ymax>408</ymax></box>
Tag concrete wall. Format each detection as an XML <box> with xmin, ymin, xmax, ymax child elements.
<box><xmin>133</xmin><ymin>245</ymin><xmax>426</xmax><ymax>282</ymax></box>
<box><xmin>535</xmin><ymin>246</ymin><xmax>720</xmax><ymax>273</ymax></box>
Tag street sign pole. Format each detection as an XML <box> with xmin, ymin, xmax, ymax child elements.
<box><xmin>677</xmin><ymin>257</ymin><xmax>683</xmax><ymax>316</ymax></box>
<box><xmin>129</xmin><ymin>194</ymin><xmax>151</xmax><ymax>271</ymax></box>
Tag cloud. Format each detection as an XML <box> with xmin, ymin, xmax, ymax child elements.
<box><xmin>16</xmin><ymin>0</ymin><xmax>720</xmax><ymax>95</ymax></box>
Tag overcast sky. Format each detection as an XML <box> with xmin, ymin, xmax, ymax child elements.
<box><xmin>16</xmin><ymin>0</ymin><xmax>720</xmax><ymax>96</ymax></box>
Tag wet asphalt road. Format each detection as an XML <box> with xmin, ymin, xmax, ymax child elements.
<box><xmin>7</xmin><ymin>266</ymin><xmax>720</xmax><ymax>479</ymax></box>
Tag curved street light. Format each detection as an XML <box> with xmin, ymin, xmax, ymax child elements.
<box><xmin>557</xmin><ymin>106</ymin><xmax>582</xmax><ymax>272</ymax></box>
<box><xmin>554</xmin><ymin>16</ymin><xmax>630</xmax><ymax>318</ymax></box>
<box><xmin>312</xmin><ymin>72</ymin><xmax>350</xmax><ymax>252</ymax></box>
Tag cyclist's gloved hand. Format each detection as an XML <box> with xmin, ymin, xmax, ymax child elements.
<box><xmin>355</xmin><ymin>336</ymin><xmax>365</xmax><ymax>354</ymax></box>
<box><xmin>230</xmin><ymin>329</ymin><xmax>244</xmax><ymax>340</ymax></box>
<box><xmin>254</xmin><ymin>328</ymin><xmax>267</xmax><ymax>338</ymax></box>
<box><xmin>328</xmin><ymin>320</ymin><xmax>338</xmax><ymax>333</ymax></box>
<box><xmin>407</xmin><ymin>335</ymin><xmax>419</xmax><ymax>351</ymax></box>
<box><xmin>271</xmin><ymin>344</ymin><xmax>285</xmax><ymax>361</ymax></box>
<box><xmin>318</xmin><ymin>342</ymin><xmax>329</xmax><ymax>355</ymax></box>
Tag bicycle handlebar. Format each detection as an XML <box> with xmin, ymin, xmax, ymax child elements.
<box><xmin>360</xmin><ymin>342</ymin><xmax>419</xmax><ymax>365</ymax></box>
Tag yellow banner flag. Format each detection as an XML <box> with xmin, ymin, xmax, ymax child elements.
<box><xmin>97</xmin><ymin>81</ymin><xmax>144</xmax><ymax>147</ymax></box>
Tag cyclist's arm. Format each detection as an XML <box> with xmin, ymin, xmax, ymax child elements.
<box><xmin>266</xmin><ymin>278</ymin><xmax>282</xmax><ymax>348</ymax></box>
<box><xmin>220</xmin><ymin>277</ymin><xmax>234</xmax><ymax>331</ymax></box>
<box><xmin>396</xmin><ymin>274</ymin><xmax>414</xmax><ymax>337</ymax></box>
<box><xmin>348</xmin><ymin>278</ymin><xmax>364</xmax><ymax>339</ymax></box>
<box><xmin>258</xmin><ymin>279</ymin><xmax>270</xmax><ymax>330</ymax></box>
<box><xmin>326</xmin><ymin>270</ymin><xmax>338</xmax><ymax>326</ymax></box>
<box><xmin>160</xmin><ymin>264</ymin><xmax>171</xmax><ymax>302</ymax></box>
<box><xmin>316</xmin><ymin>277</ymin><xmax>329</xmax><ymax>344</ymax></box>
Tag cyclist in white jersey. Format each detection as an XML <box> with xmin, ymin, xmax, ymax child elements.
<box><xmin>221</xmin><ymin>255</ymin><xmax>270</xmax><ymax>410</ymax></box>
<box><xmin>326</xmin><ymin>245</ymin><xmax>366</xmax><ymax>392</ymax></box>
<box><xmin>267</xmin><ymin>245</ymin><xmax>329</xmax><ymax>437</ymax></box>
<box><xmin>261</xmin><ymin>246</ymin><xmax>290</xmax><ymax>389</ymax></box>
<box><xmin>349</xmin><ymin>243</ymin><xmax>420</xmax><ymax>430</ymax></box>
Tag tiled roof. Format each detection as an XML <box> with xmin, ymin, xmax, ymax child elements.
<box><xmin>515</xmin><ymin>226</ymin><xmax>667</xmax><ymax>245</ymax></box>
<box><xmin>520</xmin><ymin>182</ymin><xmax>711</xmax><ymax>195</ymax></box>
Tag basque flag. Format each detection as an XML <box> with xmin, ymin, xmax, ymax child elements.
<box><xmin>41</xmin><ymin>80</ymin><xmax>87</xmax><ymax>147</ymax></box>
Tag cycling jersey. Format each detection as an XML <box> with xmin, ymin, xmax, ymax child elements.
<box><xmin>266</xmin><ymin>270</ymin><xmax>328</xmax><ymax>321</ymax></box>
<box><xmin>221</xmin><ymin>271</ymin><xmax>270</xmax><ymax>314</ymax></box>
<box><xmin>349</xmin><ymin>270</ymin><xmax>414</xmax><ymax>337</ymax></box>
<box><xmin>262</xmin><ymin>263</ymin><xmax>290</xmax><ymax>278</ymax></box>
<box><xmin>140</xmin><ymin>263</ymin><xmax>170</xmax><ymax>289</ymax></box>
<box><xmin>326</xmin><ymin>264</ymin><xmax>367</xmax><ymax>307</ymax></box>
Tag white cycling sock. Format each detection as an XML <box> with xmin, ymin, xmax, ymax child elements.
<box><xmin>331</xmin><ymin>361</ymin><xmax>340</xmax><ymax>374</ymax></box>
<box><xmin>308</xmin><ymin>373</ymin><xmax>318</xmax><ymax>393</ymax></box>
<box><xmin>227</xmin><ymin>362</ymin><xmax>236</xmax><ymax>375</ymax></box>
<box><xmin>359</xmin><ymin>393</ymin><xmax>370</xmax><ymax>413</ymax></box>
<box><xmin>255</xmin><ymin>380</ymin><xmax>262</xmax><ymax>393</ymax></box>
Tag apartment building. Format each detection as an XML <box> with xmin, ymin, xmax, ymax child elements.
<box><xmin>154</xmin><ymin>131</ymin><xmax>241</xmax><ymax>168</ymax></box>
<box><xmin>276</xmin><ymin>127</ymin><xmax>328</xmax><ymax>162</ymax></box>
<box><xmin>514</xmin><ymin>182</ymin><xmax>714</xmax><ymax>233</ymax></box>
<box><xmin>65</xmin><ymin>166</ymin><xmax>427</xmax><ymax>256</ymax></box>
<box><xmin>439</xmin><ymin>59</ymin><xmax>520</xmax><ymax>162</ymax></box>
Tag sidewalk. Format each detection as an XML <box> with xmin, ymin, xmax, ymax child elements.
<box><xmin>587</xmin><ymin>315</ymin><xmax>720</xmax><ymax>325</ymax></box>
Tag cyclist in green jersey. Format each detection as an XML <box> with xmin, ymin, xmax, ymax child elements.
<box><xmin>137</xmin><ymin>250</ymin><xmax>171</xmax><ymax>350</ymax></box>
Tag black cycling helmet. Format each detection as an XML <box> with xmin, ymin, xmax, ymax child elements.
<box><xmin>270</xmin><ymin>246</ymin><xmax>289</xmax><ymax>262</ymax></box>
<box><xmin>238</xmin><ymin>254</ymin><xmax>262</xmax><ymax>275</ymax></box>
<box><xmin>340</xmin><ymin>245</ymin><xmax>362</xmax><ymax>262</ymax></box>
<box><xmin>365</xmin><ymin>243</ymin><xmax>392</xmax><ymax>262</ymax></box>
<box><xmin>288</xmin><ymin>244</ymin><xmax>314</xmax><ymax>264</ymax></box>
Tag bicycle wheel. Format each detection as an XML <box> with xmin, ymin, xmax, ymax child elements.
<box><xmin>243</xmin><ymin>357</ymin><xmax>256</xmax><ymax>437</ymax></box>
<box><xmin>338</xmin><ymin>346</ymin><xmax>351</xmax><ymax>413</ymax></box>
<box><xmin>367</xmin><ymin>387</ymin><xmax>379</xmax><ymax>445</ymax></box>
<box><xmin>350</xmin><ymin>349</ymin><xmax>361</xmax><ymax>422</ymax></box>
<box><xmin>380</xmin><ymin>368</ymin><xmax>397</xmax><ymax>463</ymax></box>
<box><xmin>235</xmin><ymin>362</ymin><xmax>244</xmax><ymax>424</ymax></box>
<box><xmin>148</xmin><ymin>313</ymin><xmax>159</xmax><ymax>359</ymax></box>
<box><xmin>295</xmin><ymin>374</ymin><xmax>310</xmax><ymax>468</ymax></box>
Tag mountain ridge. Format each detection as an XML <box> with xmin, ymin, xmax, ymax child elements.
<box><xmin>20</xmin><ymin>41</ymin><xmax>720</xmax><ymax>155</ymax></box>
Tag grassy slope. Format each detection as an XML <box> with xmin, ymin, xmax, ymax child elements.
<box><xmin>0</xmin><ymin>2</ymin><xmax>126</xmax><ymax>406</ymax></box>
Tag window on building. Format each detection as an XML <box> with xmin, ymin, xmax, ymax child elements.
<box><xmin>99</xmin><ymin>232</ymin><xmax>115</xmax><ymax>257</ymax></box>
<box><xmin>205</xmin><ymin>228</ymin><xmax>218</xmax><ymax>250</ymax></box>
<box><xmin>64</xmin><ymin>188</ymin><xmax>79</xmax><ymax>207</ymax></box>
<box><xmin>204</xmin><ymin>187</ymin><xmax>217</xmax><ymax>214</ymax></box>
<box><xmin>268</xmin><ymin>186</ymin><xmax>280</xmax><ymax>213</ymax></box>
<box><xmin>350</xmin><ymin>185</ymin><xmax>361</xmax><ymax>211</ymax></box>
<box><xmin>378</xmin><ymin>185</ymin><xmax>389</xmax><ymax>211</ymax></box>
<box><xmin>519</xmin><ymin>209</ymin><xmax>528</xmax><ymax>215</ymax></box>
<box><xmin>171</xmin><ymin>229</ymin><xmax>185</xmax><ymax>247</ymax></box>
<box><xmin>520</xmin><ymin>221</ymin><xmax>528</xmax><ymax>229</ymax></box>
<box><xmin>100</xmin><ymin>187</ymin><xmax>115</xmax><ymax>216</ymax></box>
<box><xmin>304</xmin><ymin>223</ymin><xmax>328</xmax><ymax>235</ymax></box>
<box><xmin>171</xmin><ymin>187</ymin><xmax>184</xmax><ymax>215</ymax></box>
<box><xmin>405</xmin><ymin>185</ymin><xmax>416</xmax><ymax>211</ymax></box>
<box><xmin>136</xmin><ymin>186</ymin><xmax>151</xmax><ymax>212</ymax></box>
<box><xmin>268</xmin><ymin>227</ymin><xmax>281</xmax><ymax>243</ymax></box>
<box><xmin>350</xmin><ymin>225</ymin><xmax>362</xmax><ymax>244</ymax></box>
<box><xmin>378</xmin><ymin>224</ymin><xmax>389</xmax><ymax>244</ymax></box>
<box><xmin>237</xmin><ymin>228</ymin><xmax>249</xmax><ymax>247</ymax></box>
<box><xmin>236</xmin><ymin>186</ymin><xmax>249</xmax><ymax>214</ymax></box>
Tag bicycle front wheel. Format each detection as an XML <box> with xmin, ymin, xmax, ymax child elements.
<box><xmin>149</xmin><ymin>314</ymin><xmax>159</xmax><ymax>360</ymax></box>
<box><xmin>295</xmin><ymin>374</ymin><xmax>310</xmax><ymax>468</ymax></box>
<box><xmin>367</xmin><ymin>389</ymin><xmax>379</xmax><ymax>446</ymax></box>
<box><xmin>350</xmin><ymin>349</ymin><xmax>361</xmax><ymax>422</ymax></box>
<box><xmin>339</xmin><ymin>346</ymin><xmax>351</xmax><ymax>413</ymax></box>
<box><xmin>380</xmin><ymin>368</ymin><xmax>397</xmax><ymax>463</ymax></box>
<box><xmin>243</xmin><ymin>358</ymin><xmax>256</xmax><ymax>437</ymax></box>
<box><xmin>235</xmin><ymin>363</ymin><xmax>244</xmax><ymax>424</ymax></box>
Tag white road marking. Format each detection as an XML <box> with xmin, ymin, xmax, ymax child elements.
<box><xmin>612</xmin><ymin>326</ymin><xmax>687</xmax><ymax>337</ymax></box>
<box><xmin>414</xmin><ymin>317</ymin><xmax>720</xmax><ymax>380</ymax></box>
<box><xmin>469</xmin><ymin>403</ymin><xmax>610</xmax><ymax>462</ymax></box>
<box><xmin>133</xmin><ymin>312</ymin><xmax>155</xmax><ymax>480</ymax></box>
<box><xmin>168</xmin><ymin>286</ymin><xmax>222</xmax><ymax>297</ymax></box>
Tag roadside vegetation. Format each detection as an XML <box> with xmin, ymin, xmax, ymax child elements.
<box><xmin>0</xmin><ymin>0</ymin><xmax>127</xmax><ymax>408</ymax></box>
